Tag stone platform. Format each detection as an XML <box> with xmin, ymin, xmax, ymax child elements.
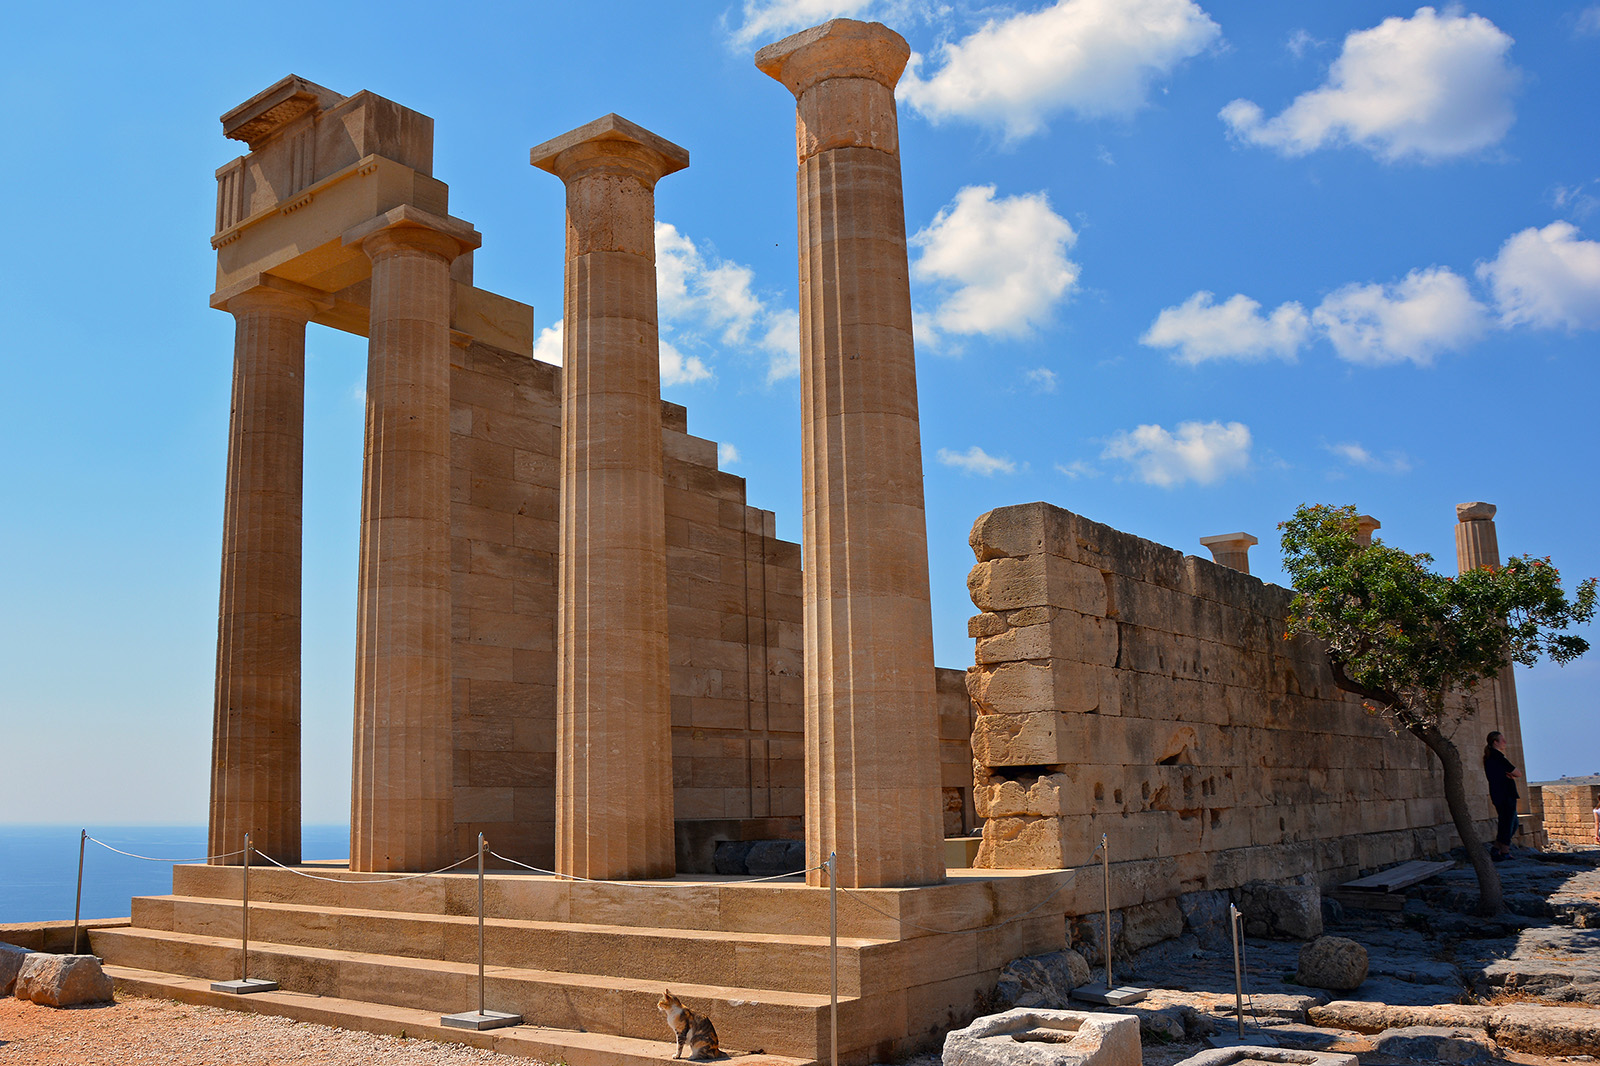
<box><xmin>90</xmin><ymin>863</ymin><xmax>1073</xmax><ymax>1065</ymax></box>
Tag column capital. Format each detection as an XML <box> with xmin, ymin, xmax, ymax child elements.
<box><xmin>1457</xmin><ymin>501</ymin><xmax>1497</xmax><ymax>523</ymax></box>
<box><xmin>530</xmin><ymin>113</ymin><xmax>689</xmax><ymax>187</ymax></box>
<box><xmin>1199</xmin><ymin>532</ymin><xmax>1258</xmax><ymax>574</ymax></box>
<box><xmin>343</xmin><ymin>205</ymin><xmax>481</xmax><ymax>263</ymax></box>
<box><xmin>1355</xmin><ymin>514</ymin><xmax>1382</xmax><ymax>547</ymax></box>
<box><xmin>210</xmin><ymin>274</ymin><xmax>333</xmax><ymax>319</ymax></box>
<box><xmin>755</xmin><ymin>19</ymin><xmax>909</xmax><ymax>98</ymax></box>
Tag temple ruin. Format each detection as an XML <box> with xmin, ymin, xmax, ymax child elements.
<box><xmin>92</xmin><ymin>17</ymin><xmax>1541</xmax><ymax>1066</ymax></box>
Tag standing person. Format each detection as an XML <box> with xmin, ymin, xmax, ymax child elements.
<box><xmin>1483</xmin><ymin>731</ymin><xmax>1521</xmax><ymax>860</ymax></box>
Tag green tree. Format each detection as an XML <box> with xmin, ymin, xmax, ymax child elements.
<box><xmin>1279</xmin><ymin>504</ymin><xmax>1595</xmax><ymax>916</ymax></box>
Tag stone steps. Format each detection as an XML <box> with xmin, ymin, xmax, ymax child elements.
<box><xmin>129</xmin><ymin>892</ymin><xmax>886</xmax><ymax>995</ymax></box>
<box><xmin>92</xmin><ymin>925</ymin><xmax>843</xmax><ymax>1057</ymax></box>
<box><xmin>105</xmin><ymin>963</ymin><xmax>817</xmax><ymax>1066</ymax></box>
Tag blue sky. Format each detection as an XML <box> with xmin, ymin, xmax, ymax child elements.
<box><xmin>3</xmin><ymin>0</ymin><xmax>1598</xmax><ymax>824</ymax></box>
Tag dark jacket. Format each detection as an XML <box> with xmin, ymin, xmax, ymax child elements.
<box><xmin>1484</xmin><ymin>748</ymin><xmax>1519</xmax><ymax>806</ymax></box>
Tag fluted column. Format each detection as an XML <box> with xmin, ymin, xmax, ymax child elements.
<box><xmin>531</xmin><ymin>115</ymin><xmax>687</xmax><ymax>880</ymax></box>
<box><xmin>345</xmin><ymin>211</ymin><xmax>477</xmax><ymax>872</ymax></box>
<box><xmin>209</xmin><ymin>284</ymin><xmax>319</xmax><ymax>866</ymax></box>
<box><xmin>1456</xmin><ymin>501</ymin><xmax>1530</xmax><ymax>817</ymax></box>
<box><xmin>1199</xmin><ymin>532</ymin><xmax>1258</xmax><ymax>574</ymax></box>
<box><xmin>758</xmin><ymin>19</ymin><xmax>945</xmax><ymax>888</ymax></box>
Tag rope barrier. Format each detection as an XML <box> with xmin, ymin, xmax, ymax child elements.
<box><xmin>87</xmin><ymin>836</ymin><xmax>246</xmax><ymax>864</ymax></box>
<box><xmin>486</xmin><ymin>849</ymin><xmax>827</xmax><ymax>886</ymax></box>
<box><xmin>836</xmin><ymin>869</ymin><xmax>1080</xmax><ymax>936</ymax></box>
<box><xmin>250</xmin><ymin>848</ymin><xmax>478</xmax><ymax>883</ymax></box>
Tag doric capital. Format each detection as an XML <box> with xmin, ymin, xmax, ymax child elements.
<box><xmin>1355</xmin><ymin>514</ymin><xmax>1382</xmax><ymax>547</ymax></box>
<box><xmin>210</xmin><ymin>274</ymin><xmax>332</xmax><ymax>320</ymax></box>
<box><xmin>1199</xmin><ymin>532</ymin><xmax>1258</xmax><ymax>574</ymax></box>
<box><xmin>1457</xmin><ymin>501</ymin><xmax>1497</xmax><ymax>523</ymax></box>
<box><xmin>343</xmin><ymin>205</ymin><xmax>481</xmax><ymax>263</ymax></box>
<box><xmin>754</xmin><ymin>19</ymin><xmax>910</xmax><ymax>98</ymax></box>
<box><xmin>530</xmin><ymin>114</ymin><xmax>689</xmax><ymax>187</ymax></box>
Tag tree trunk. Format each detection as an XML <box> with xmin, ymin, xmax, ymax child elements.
<box><xmin>1412</xmin><ymin>721</ymin><xmax>1503</xmax><ymax>916</ymax></box>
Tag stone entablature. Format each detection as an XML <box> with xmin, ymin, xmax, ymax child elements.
<box><xmin>965</xmin><ymin>502</ymin><xmax>1500</xmax><ymax>900</ymax></box>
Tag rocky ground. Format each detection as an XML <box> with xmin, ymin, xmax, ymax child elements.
<box><xmin>1108</xmin><ymin>844</ymin><xmax>1600</xmax><ymax>1065</ymax></box>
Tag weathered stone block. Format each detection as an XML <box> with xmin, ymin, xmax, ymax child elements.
<box><xmin>14</xmin><ymin>953</ymin><xmax>114</xmax><ymax>1007</ymax></box>
<box><xmin>1372</xmin><ymin>1025</ymin><xmax>1495</xmax><ymax>1064</ymax></box>
<box><xmin>943</xmin><ymin>1008</ymin><xmax>1140</xmax><ymax>1066</ymax></box>
<box><xmin>968</xmin><ymin>660</ymin><xmax>1104</xmax><ymax>716</ymax></box>
<box><xmin>0</xmin><ymin>943</ymin><xmax>30</xmax><ymax>996</ymax></box>
<box><xmin>968</xmin><ymin>555</ymin><xmax>1107</xmax><ymax>615</ymax></box>
<box><xmin>1296</xmin><ymin>936</ymin><xmax>1368</xmax><ymax>992</ymax></box>
<box><xmin>976</xmin><ymin>773</ymin><xmax>1070</xmax><ymax>818</ymax></box>
<box><xmin>1122</xmin><ymin>898</ymin><xmax>1183</xmax><ymax>952</ymax></box>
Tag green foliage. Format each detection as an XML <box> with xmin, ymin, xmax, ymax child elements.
<box><xmin>1278</xmin><ymin>504</ymin><xmax>1596</xmax><ymax>728</ymax></box>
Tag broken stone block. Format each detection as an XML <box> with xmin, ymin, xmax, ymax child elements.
<box><xmin>1167</xmin><ymin>1048</ymin><xmax>1357</xmax><ymax>1066</ymax></box>
<box><xmin>1372</xmin><ymin>1025</ymin><xmax>1496</xmax><ymax>1063</ymax></box>
<box><xmin>1121</xmin><ymin>898</ymin><xmax>1183</xmax><ymax>953</ymax></box>
<box><xmin>1235</xmin><ymin>881</ymin><xmax>1323</xmax><ymax>940</ymax></box>
<box><xmin>943</xmin><ymin>1008</ymin><xmax>1140</xmax><ymax>1066</ymax></box>
<box><xmin>0</xmin><ymin>943</ymin><xmax>31</xmax><ymax>996</ymax></box>
<box><xmin>993</xmin><ymin>950</ymin><xmax>1093</xmax><ymax>1010</ymax></box>
<box><xmin>14</xmin><ymin>953</ymin><xmax>114</xmax><ymax>1007</ymax></box>
<box><xmin>1296</xmin><ymin>936</ymin><xmax>1368</xmax><ymax>992</ymax></box>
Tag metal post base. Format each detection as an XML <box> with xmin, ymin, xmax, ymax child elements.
<box><xmin>1070</xmin><ymin>983</ymin><xmax>1148</xmax><ymax>1006</ymax></box>
<box><xmin>441</xmin><ymin>1010</ymin><xmax>522</xmax><ymax>1031</ymax></box>
<box><xmin>211</xmin><ymin>978</ymin><xmax>279</xmax><ymax>994</ymax></box>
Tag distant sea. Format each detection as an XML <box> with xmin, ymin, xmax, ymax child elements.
<box><xmin>0</xmin><ymin>825</ymin><xmax>351</xmax><ymax>924</ymax></box>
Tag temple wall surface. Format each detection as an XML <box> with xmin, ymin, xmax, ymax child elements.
<box><xmin>446</xmin><ymin>339</ymin><xmax>805</xmax><ymax>867</ymax></box>
<box><xmin>966</xmin><ymin>502</ymin><xmax>1498</xmax><ymax>902</ymax></box>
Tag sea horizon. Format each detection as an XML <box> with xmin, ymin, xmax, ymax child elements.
<box><xmin>0</xmin><ymin>824</ymin><xmax>352</xmax><ymax>925</ymax></box>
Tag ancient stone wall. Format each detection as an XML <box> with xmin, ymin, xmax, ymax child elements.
<box><xmin>1535</xmin><ymin>783</ymin><xmax>1600</xmax><ymax>846</ymax></box>
<box><xmin>965</xmin><ymin>502</ymin><xmax>1498</xmax><ymax>904</ymax></box>
<box><xmin>447</xmin><ymin>339</ymin><xmax>804</xmax><ymax>867</ymax></box>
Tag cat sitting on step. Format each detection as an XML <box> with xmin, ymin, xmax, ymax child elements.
<box><xmin>658</xmin><ymin>989</ymin><xmax>720</xmax><ymax>1060</ymax></box>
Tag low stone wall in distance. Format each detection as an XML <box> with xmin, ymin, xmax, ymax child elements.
<box><xmin>965</xmin><ymin>502</ymin><xmax>1497</xmax><ymax>910</ymax></box>
<box><xmin>1535</xmin><ymin>782</ymin><xmax>1600</xmax><ymax>846</ymax></box>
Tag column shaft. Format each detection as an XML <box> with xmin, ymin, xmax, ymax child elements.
<box><xmin>351</xmin><ymin>228</ymin><xmax>459</xmax><ymax>872</ymax></box>
<box><xmin>210</xmin><ymin>290</ymin><xmax>311</xmax><ymax>865</ymax></box>
<box><xmin>533</xmin><ymin>116</ymin><xmax>687</xmax><ymax>880</ymax></box>
<box><xmin>760</xmin><ymin>20</ymin><xmax>945</xmax><ymax>888</ymax></box>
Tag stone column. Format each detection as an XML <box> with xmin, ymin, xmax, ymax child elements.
<box><xmin>531</xmin><ymin>115</ymin><xmax>687</xmax><ymax>880</ymax></box>
<box><xmin>209</xmin><ymin>282</ymin><xmax>321</xmax><ymax>866</ymax></box>
<box><xmin>1456</xmin><ymin>502</ymin><xmax>1530</xmax><ymax>819</ymax></box>
<box><xmin>758</xmin><ymin>19</ymin><xmax>946</xmax><ymax>889</ymax></box>
<box><xmin>1199</xmin><ymin>532</ymin><xmax>1258</xmax><ymax>574</ymax></box>
<box><xmin>1355</xmin><ymin>515</ymin><xmax>1381</xmax><ymax>548</ymax></box>
<box><xmin>344</xmin><ymin>209</ymin><xmax>479</xmax><ymax>872</ymax></box>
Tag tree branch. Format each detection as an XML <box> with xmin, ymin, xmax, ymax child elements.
<box><xmin>1327</xmin><ymin>655</ymin><xmax>1399</xmax><ymax>708</ymax></box>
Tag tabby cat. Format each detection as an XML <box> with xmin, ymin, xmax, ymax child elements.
<box><xmin>657</xmin><ymin>989</ymin><xmax>720</xmax><ymax>1060</ymax></box>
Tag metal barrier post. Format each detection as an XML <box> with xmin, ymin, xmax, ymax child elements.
<box><xmin>72</xmin><ymin>829</ymin><xmax>86</xmax><ymax>954</ymax></box>
<box><xmin>211</xmin><ymin>831</ymin><xmax>277</xmax><ymax>993</ymax></box>
<box><xmin>1230</xmin><ymin>904</ymin><xmax>1245</xmax><ymax>1038</ymax></box>
<box><xmin>442</xmin><ymin>834</ymin><xmax>520</xmax><ymax>1030</ymax></box>
<box><xmin>828</xmin><ymin>851</ymin><xmax>838</xmax><ymax>1066</ymax></box>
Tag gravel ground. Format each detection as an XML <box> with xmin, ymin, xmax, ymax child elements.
<box><xmin>0</xmin><ymin>994</ymin><xmax>529</xmax><ymax>1065</ymax></box>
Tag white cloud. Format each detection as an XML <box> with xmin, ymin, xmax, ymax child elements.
<box><xmin>1141</xmin><ymin>291</ymin><xmax>1310</xmax><ymax>364</ymax></box>
<box><xmin>1311</xmin><ymin>267</ymin><xmax>1488</xmax><ymax>365</ymax></box>
<box><xmin>1477</xmin><ymin>222</ymin><xmax>1600</xmax><ymax>331</ymax></box>
<box><xmin>937</xmin><ymin>446</ymin><xmax>1018</xmax><ymax>476</ymax></box>
<box><xmin>726</xmin><ymin>0</ymin><xmax>883</xmax><ymax>49</ymax></box>
<box><xmin>660</xmin><ymin>339</ymin><xmax>714</xmax><ymax>386</ymax></box>
<box><xmin>1025</xmin><ymin>367</ymin><xmax>1059</xmax><ymax>392</ymax></box>
<box><xmin>1578</xmin><ymin>6</ymin><xmax>1600</xmax><ymax>36</ymax></box>
<box><xmin>900</xmin><ymin>0</ymin><xmax>1220</xmax><ymax>140</ymax></box>
<box><xmin>656</xmin><ymin>221</ymin><xmax>797</xmax><ymax>385</ymax></box>
<box><xmin>1055</xmin><ymin>459</ymin><xmax>1100</xmax><ymax>479</ymax></box>
<box><xmin>1286</xmin><ymin>29</ymin><xmax>1320</xmax><ymax>59</ymax></box>
<box><xmin>911</xmin><ymin>185</ymin><xmax>1079</xmax><ymax>340</ymax></box>
<box><xmin>1221</xmin><ymin>7</ymin><xmax>1518</xmax><ymax>162</ymax></box>
<box><xmin>1102</xmin><ymin>420</ymin><xmax>1251</xmax><ymax>487</ymax></box>
<box><xmin>718</xmin><ymin>442</ymin><xmax>741</xmax><ymax>467</ymax></box>
<box><xmin>1327</xmin><ymin>441</ymin><xmax>1412</xmax><ymax>474</ymax></box>
<box><xmin>1552</xmin><ymin>182</ymin><xmax>1600</xmax><ymax>222</ymax></box>
<box><xmin>532</xmin><ymin>320</ymin><xmax>564</xmax><ymax>366</ymax></box>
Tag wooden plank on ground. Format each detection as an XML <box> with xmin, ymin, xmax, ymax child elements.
<box><xmin>1338</xmin><ymin>859</ymin><xmax>1454</xmax><ymax>894</ymax></box>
